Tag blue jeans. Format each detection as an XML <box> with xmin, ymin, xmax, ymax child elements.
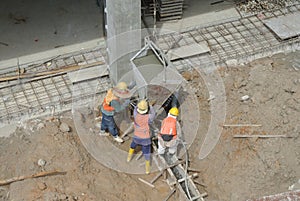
<box><xmin>130</xmin><ymin>140</ymin><xmax>151</xmax><ymax>161</ymax></box>
<box><xmin>101</xmin><ymin>113</ymin><xmax>118</xmax><ymax>137</ymax></box>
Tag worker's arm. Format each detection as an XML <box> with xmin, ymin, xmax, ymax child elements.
<box><xmin>110</xmin><ymin>99</ymin><xmax>129</xmax><ymax>113</ymax></box>
<box><xmin>148</xmin><ymin>106</ymin><xmax>155</xmax><ymax>124</ymax></box>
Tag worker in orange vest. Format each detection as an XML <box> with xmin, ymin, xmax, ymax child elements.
<box><xmin>99</xmin><ymin>82</ymin><xmax>131</xmax><ymax>143</ymax></box>
<box><xmin>157</xmin><ymin>107</ymin><xmax>179</xmax><ymax>155</ymax></box>
<box><xmin>127</xmin><ymin>99</ymin><xmax>155</xmax><ymax>174</ymax></box>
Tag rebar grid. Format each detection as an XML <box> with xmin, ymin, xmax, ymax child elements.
<box><xmin>0</xmin><ymin>48</ymin><xmax>110</xmax><ymax>125</ymax></box>
<box><xmin>155</xmin><ymin>4</ymin><xmax>300</xmax><ymax>67</ymax></box>
<box><xmin>1</xmin><ymin>5</ymin><xmax>300</xmax><ymax>125</ymax></box>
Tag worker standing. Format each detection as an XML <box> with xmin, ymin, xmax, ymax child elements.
<box><xmin>127</xmin><ymin>99</ymin><xmax>155</xmax><ymax>174</ymax></box>
<box><xmin>157</xmin><ymin>107</ymin><xmax>179</xmax><ymax>155</ymax></box>
<box><xmin>99</xmin><ymin>82</ymin><xmax>131</xmax><ymax>143</ymax></box>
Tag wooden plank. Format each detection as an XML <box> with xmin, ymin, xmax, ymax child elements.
<box><xmin>150</xmin><ymin>171</ymin><xmax>164</xmax><ymax>184</ymax></box>
<box><xmin>160</xmin><ymin>7</ymin><xmax>182</xmax><ymax>12</ymax></box>
<box><xmin>163</xmin><ymin>188</ymin><xmax>176</xmax><ymax>201</ymax></box>
<box><xmin>0</xmin><ymin>170</ymin><xmax>66</xmax><ymax>186</ymax></box>
<box><xmin>223</xmin><ymin>124</ymin><xmax>262</xmax><ymax>127</ymax></box>
<box><xmin>138</xmin><ymin>178</ymin><xmax>155</xmax><ymax>188</ymax></box>
<box><xmin>159</xmin><ymin>11</ymin><xmax>183</xmax><ymax>17</ymax></box>
<box><xmin>234</xmin><ymin>134</ymin><xmax>291</xmax><ymax>138</ymax></box>
<box><xmin>0</xmin><ymin>61</ymin><xmax>104</xmax><ymax>82</ymax></box>
<box><xmin>159</xmin><ymin>15</ymin><xmax>182</xmax><ymax>21</ymax></box>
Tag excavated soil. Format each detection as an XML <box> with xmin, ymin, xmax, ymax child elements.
<box><xmin>0</xmin><ymin>50</ymin><xmax>300</xmax><ymax>201</ymax></box>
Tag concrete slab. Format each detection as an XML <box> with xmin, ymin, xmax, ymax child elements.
<box><xmin>263</xmin><ymin>13</ymin><xmax>300</xmax><ymax>40</ymax></box>
<box><xmin>67</xmin><ymin>65</ymin><xmax>108</xmax><ymax>83</ymax></box>
<box><xmin>0</xmin><ymin>0</ymin><xmax>103</xmax><ymax>61</ymax></box>
<box><xmin>167</xmin><ymin>42</ymin><xmax>210</xmax><ymax>60</ymax></box>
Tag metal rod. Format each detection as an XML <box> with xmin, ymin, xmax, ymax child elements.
<box><xmin>163</xmin><ymin>188</ymin><xmax>176</xmax><ymax>201</ymax></box>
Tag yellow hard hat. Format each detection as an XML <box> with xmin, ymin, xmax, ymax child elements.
<box><xmin>169</xmin><ymin>107</ymin><xmax>179</xmax><ymax>116</ymax></box>
<box><xmin>116</xmin><ymin>82</ymin><xmax>128</xmax><ymax>90</ymax></box>
<box><xmin>137</xmin><ymin>100</ymin><xmax>148</xmax><ymax>114</ymax></box>
<box><xmin>113</xmin><ymin>82</ymin><xmax>131</xmax><ymax>98</ymax></box>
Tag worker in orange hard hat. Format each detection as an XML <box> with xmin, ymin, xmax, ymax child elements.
<box><xmin>99</xmin><ymin>82</ymin><xmax>131</xmax><ymax>143</ymax></box>
<box><xmin>127</xmin><ymin>99</ymin><xmax>155</xmax><ymax>174</ymax></box>
<box><xmin>157</xmin><ymin>107</ymin><xmax>179</xmax><ymax>155</ymax></box>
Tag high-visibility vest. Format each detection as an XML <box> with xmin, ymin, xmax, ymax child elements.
<box><xmin>102</xmin><ymin>97</ymin><xmax>115</xmax><ymax>112</ymax></box>
<box><xmin>160</xmin><ymin>116</ymin><xmax>177</xmax><ymax>139</ymax></box>
<box><xmin>134</xmin><ymin>113</ymin><xmax>150</xmax><ymax>139</ymax></box>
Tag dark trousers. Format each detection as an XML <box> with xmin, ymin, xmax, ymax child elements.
<box><xmin>101</xmin><ymin>113</ymin><xmax>118</xmax><ymax>137</ymax></box>
<box><xmin>130</xmin><ymin>140</ymin><xmax>151</xmax><ymax>161</ymax></box>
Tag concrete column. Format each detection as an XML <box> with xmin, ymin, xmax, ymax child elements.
<box><xmin>106</xmin><ymin>0</ymin><xmax>141</xmax><ymax>85</ymax></box>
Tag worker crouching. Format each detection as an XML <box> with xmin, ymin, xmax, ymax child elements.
<box><xmin>127</xmin><ymin>99</ymin><xmax>155</xmax><ymax>174</ymax></box>
<box><xmin>157</xmin><ymin>107</ymin><xmax>179</xmax><ymax>155</ymax></box>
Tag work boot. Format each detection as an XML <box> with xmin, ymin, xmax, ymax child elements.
<box><xmin>145</xmin><ymin>160</ymin><xmax>151</xmax><ymax>174</ymax></box>
<box><xmin>113</xmin><ymin>136</ymin><xmax>124</xmax><ymax>143</ymax></box>
<box><xmin>127</xmin><ymin>148</ymin><xmax>135</xmax><ymax>162</ymax></box>
<box><xmin>99</xmin><ymin>130</ymin><xmax>109</xmax><ymax>136</ymax></box>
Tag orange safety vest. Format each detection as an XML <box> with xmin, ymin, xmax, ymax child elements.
<box><xmin>134</xmin><ymin>113</ymin><xmax>150</xmax><ymax>139</ymax></box>
<box><xmin>102</xmin><ymin>97</ymin><xmax>115</xmax><ymax>112</ymax></box>
<box><xmin>160</xmin><ymin>116</ymin><xmax>177</xmax><ymax>139</ymax></box>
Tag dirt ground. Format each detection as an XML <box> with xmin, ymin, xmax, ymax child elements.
<box><xmin>0</xmin><ymin>50</ymin><xmax>300</xmax><ymax>201</ymax></box>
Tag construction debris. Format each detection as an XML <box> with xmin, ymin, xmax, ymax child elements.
<box><xmin>0</xmin><ymin>61</ymin><xmax>104</xmax><ymax>82</ymax></box>
<box><xmin>138</xmin><ymin>178</ymin><xmax>155</xmax><ymax>188</ymax></box>
<box><xmin>0</xmin><ymin>170</ymin><xmax>66</xmax><ymax>186</ymax></box>
<box><xmin>223</xmin><ymin>124</ymin><xmax>262</xmax><ymax>127</ymax></box>
<box><xmin>234</xmin><ymin>134</ymin><xmax>292</xmax><ymax>138</ymax></box>
<box><xmin>157</xmin><ymin>0</ymin><xmax>184</xmax><ymax>21</ymax></box>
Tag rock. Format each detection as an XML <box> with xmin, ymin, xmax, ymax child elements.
<box><xmin>207</xmin><ymin>91</ymin><xmax>216</xmax><ymax>101</ymax></box>
<box><xmin>37</xmin><ymin>159</ymin><xmax>46</xmax><ymax>167</ymax></box>
<box><xmin>58</xmin><ymin>194</ymin><xmax>67</xmax><ymax>200</ymax></box>
<box><xmin>59</xmin><ymin>122</ymin><xmax>70</xmax><ymax>132</ymax></box>
<box><xmin>241</xmin><ymin>95</ymin><xmax>250</xmax><ymax>101</ymax></box>
<box><xmin>37</xmin><ymin>182</ymin><xmax>47</xmax><ymax>190</ymax></box>
<box><xmin>37</xmin><ymin>123</ymin><xmax>45</xmax><ymax>130</ymax></box>
<box><xmin>226</xmin><ymin>59</ymin><xmax>238</xmax><ymax>66</ymax></box>
<box><xmin>234</xmin><ymin>77</ymin><xmax>247</xmax><ymax>89</ymax></box>
<box><xmin>181</xmin><ymin>71</ymin><xmax>193</xmax><ymax>81</ymax></box>
<box><xmin>288</xmin><ymin>180</ymin><xmax>300</xmax><ymax>190</ymax></box>
<box><xmin>283</xmin><ymin>118</ymin><xmax>289</xmax><ymax>124</ymax></box>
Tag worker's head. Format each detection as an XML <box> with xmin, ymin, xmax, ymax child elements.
<box><xmin>169</xmin><ymin>107</ymin><xmax>179</xmax><ymax>116</ymax></box>
<box><xmin>137</xmin><ymin>99</ymin><xmax>148</xmax><ymax>114</ymax></box>
<box><xmin>113</xmin><ymin>82</ymin><xmax>131</xmax><ymax>98</ymax></box>
<box><xmin>116</xmin><ymin>82</ymin><xmax>128</xmax><ymax>90</ymax></box>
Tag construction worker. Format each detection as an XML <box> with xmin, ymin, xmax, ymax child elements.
<box><xmin>157</xmin><ymin>107</ymin><xmax>179</xmax><ymax>155</ymax></box>
<box><xmin>99</xmin><ymin>82</ymin><xmax>131</xmax><ymax>143</ymax></box>
<box><xmin>127</xmin><ymin>99</ymin><xmax>155</xmax><ymax>174</ymax></box>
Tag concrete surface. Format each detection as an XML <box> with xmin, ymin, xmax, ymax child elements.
<box><xmin>0</xmin><ymin>0</ymin><xmax>103</xmax><ymax>61</ymax></box>
<box><xmin>0</xmin><ymin>0</ymin><xmax>240</xmax><ymax>69</ymax></box>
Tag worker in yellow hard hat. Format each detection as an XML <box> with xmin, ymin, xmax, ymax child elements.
<box><xmin>127</xmin><ymin>99</ymin><xmax>155</xmax><ymax>174</ymax></box>
<box><xmin>157</xmin><ymin>107</ymin><xmax>179</xmax><ymax>155</ymax></box>
<box><xmin>99</xmin><ymin>82</ymin><xmax>131</xmax><ymax>143</ymax></box>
